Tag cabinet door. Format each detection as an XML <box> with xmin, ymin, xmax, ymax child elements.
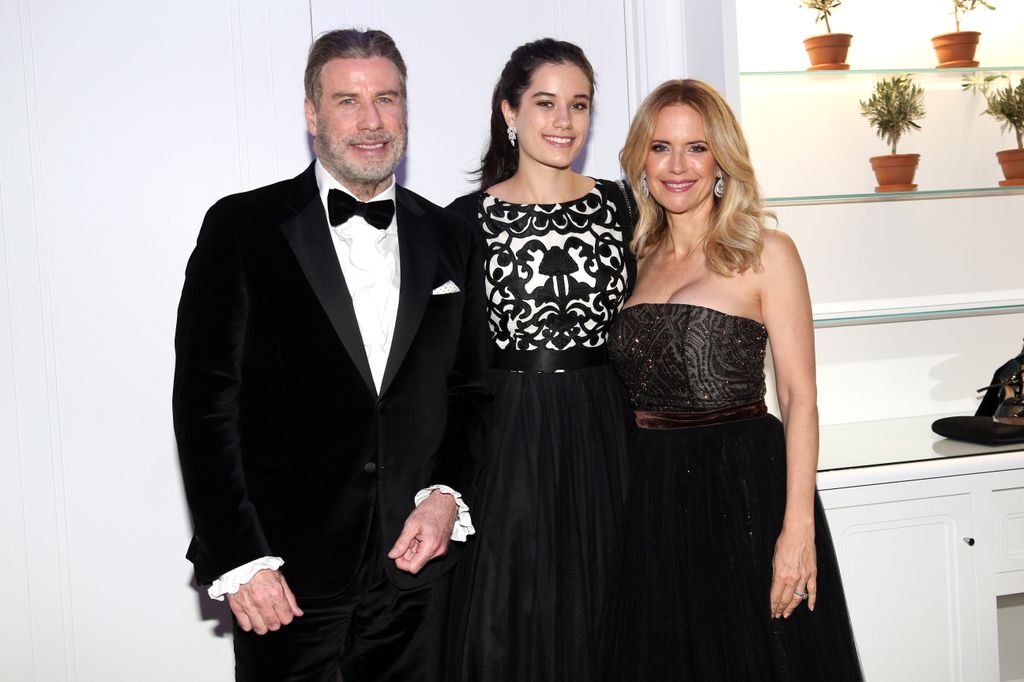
<box><xmin>823</xmin><ymin>492</ymin><xmax>977</xmax><ymax>682</ymax></box>
<box><xmin>992</xmin><ymin>486</ymin><xmax>1024</xmax><ymax>575</ymax></box>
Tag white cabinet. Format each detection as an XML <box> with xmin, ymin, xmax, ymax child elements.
<box><xmin>817</xmin><ymin>433</ymin><xmax>1024</xmax><ymax>682</ymax></box>
<box><xmin>823</xmin><ymin>485</ymin><xmax>978</xmax><ymax>681</ymax></box>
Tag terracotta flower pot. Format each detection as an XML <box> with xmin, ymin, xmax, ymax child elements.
<box><xmin>869</xmin><ymin>154</ymin><xmax>920</xmax><ymax>192</ymax></box>
<box><xmin>996</xmin><ymin>148</ymin><xmax>1024</xmax><ymax>187</ymax></box>
<box><xmin>803</xmin><ymin>33</ymin><xmax>852</xmax><ymax>71</ymax></box>
<box><xmin>931</xmin><ymin>31</ymin><xmax>981</xmax><ymax>68</ymax></box>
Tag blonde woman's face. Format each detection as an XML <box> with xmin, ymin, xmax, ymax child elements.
<box><xmin>643</xmin><ymin>104</ymin><xmax>718</xmax><ymax>220</ymax></box>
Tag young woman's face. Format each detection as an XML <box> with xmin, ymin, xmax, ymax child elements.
<box><xmin>503</xmin><ymin>62</ymin><xmax>592</xmax><ymax>173</ymax></box>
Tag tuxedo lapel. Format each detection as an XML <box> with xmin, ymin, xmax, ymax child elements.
<box><xmin>279</xmin><ymin>165</ymin><xmax>376</xmax><ymax>396</ymax></box>
<box><xmin>379</xmin><ymin>187</ymin><xmax>437</xmax><ymax>397</ymax></box>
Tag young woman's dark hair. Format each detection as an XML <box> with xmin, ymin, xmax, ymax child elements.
<box><xmin>476</xmin><ymin>38</ymin><xmax>596</xmax><ymax>189</ymax></box>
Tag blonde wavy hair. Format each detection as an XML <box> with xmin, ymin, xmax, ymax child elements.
<box><xmin>620</xmin><ymin>79</ymin><xmax>774</xmax><ymax>276</ymax></box>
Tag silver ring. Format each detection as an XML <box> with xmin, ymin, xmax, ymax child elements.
<box><xmin>794</xmin><ymin>590</ymin><xmax>808</xmax><ymax>599</ymax></box>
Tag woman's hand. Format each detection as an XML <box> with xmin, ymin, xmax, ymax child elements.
<box><xmin>769</xmin><ymin>524</ymin><xmax>817</xmax><ymax>618</ymax></box>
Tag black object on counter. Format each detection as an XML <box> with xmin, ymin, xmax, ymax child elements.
<box><xmin>932</xmin><ymin>339</ymin><xmax>1024</xmax><ymax>445</ymax></box>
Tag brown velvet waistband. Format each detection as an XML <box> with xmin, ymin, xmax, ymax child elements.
<box><xmin>635</xmin><ymin>400</ymin><xmax>768</xmax><ymax>429</ymax></box>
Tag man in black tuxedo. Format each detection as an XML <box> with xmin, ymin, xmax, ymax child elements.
<box><xmin>173</xmin><ymin>28</ymin><xmax>488</xmax><ymax>681</ymax></box>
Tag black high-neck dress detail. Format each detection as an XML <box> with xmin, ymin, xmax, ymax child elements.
<box><xmin>602</xmin><ymin>303</ymin><xmax>863</xmax><ymax>681</ymax></box>
<box><xmin>445</xmin><ymin>180</ymin><xmax>635</xmax><ymax>682</ymax></box>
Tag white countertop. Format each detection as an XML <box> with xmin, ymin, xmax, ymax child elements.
<box><xmin>817</xmin><ymin>413</ymin><xmax>1024</xmax><ymax>488</ymax></box>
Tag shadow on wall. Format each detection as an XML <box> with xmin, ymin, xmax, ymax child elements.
<box><xmin>571</xmin><ymin>103</ymin><xmax>593</xmax><ymax>177</ymax></box>
<box><xmin>193</xmin><ymin>578</ymin><xmax>234</xmax><ymax>637</ymax></box>
<box><xmin>191</xmin><ymin>582</ymin><xmax>344</xmax><ymax>681</ymax></box>
<box><xmin>929</xmin><ymin>351</ymin><xmax>994</xmax><ymax>409</ymax></box>
<box><xmin>192</xmin><ymin>578</ymin><xmax>344</xmax><ymax>682</ymax></box>
<box><xmin>396</xmin><ymin>155</ymin><xmax>408</xmax><ymax>187</ymax></box>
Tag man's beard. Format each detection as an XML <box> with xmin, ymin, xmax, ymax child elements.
<box><xmin>314</xmin><ymin>112</ymin><xmax>407</xmax><ymax>189</ymax></box>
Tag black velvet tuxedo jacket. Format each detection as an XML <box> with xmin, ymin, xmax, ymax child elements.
<box><xmin>173</xmin><ymin>163</ymin><xmax>489</xmax><ymax>596</ymax></box>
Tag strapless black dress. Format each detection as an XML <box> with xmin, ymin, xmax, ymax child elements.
<box><xmin>601</xmin><ymin>303</ymin><xmax>863</xmax><ymax>681</ymax></box>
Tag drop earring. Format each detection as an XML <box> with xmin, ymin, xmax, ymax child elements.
<box><xmin>507</xmin><ymin>126</ymin><xmax>517</xmax><ymax>147</ymax></box>
<box><xmin>639</xmin><ymin>170</ymin><xmax>650</xmax><ymax>197</ymax></box>
<box><xmin>713</xmin><ymin>174</ymin><xmax>725</xmax><ymax>199</ymax></box>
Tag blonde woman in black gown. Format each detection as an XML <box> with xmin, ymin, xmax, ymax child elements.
<box><xmin>445</xmin><ymin>39</ymin><xmax>635</xmax><ymax>681</ymax></box>
<box><xmin>601</xmin><ymin>79</ymin><xmax>862</xmax><ymax>680</ymax></box>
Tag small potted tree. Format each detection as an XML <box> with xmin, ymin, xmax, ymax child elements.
<box><xmin>801</xmin><ymin>0</ymin><xmax>852</xmax><ymax>71</ymax></box>
<box><xmin>860</xmin><ymin>75</ymin><xmax>926</xmax><ymax>192</ymax></box>
<box><xmin>964</xmin><ymin>74</ymin><xmax>1024</xmax><ymax>186</ymax></box>
<box><xmin>932</xmin><ymin>0</ymin><xmax>995</xmax><ymax>68</ymax></box>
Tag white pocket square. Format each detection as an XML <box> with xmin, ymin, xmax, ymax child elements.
<box><xmin>432</xmin><ymin>281</ymin><xmax>460</xmax><ymax>295</ymax></box>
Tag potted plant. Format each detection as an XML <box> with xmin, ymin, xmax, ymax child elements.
<box><xmin>932</xmin><ymin>0</ymin><xmax>995</xmax><ymax>68</ymax></box>
<box><xmin>860</xmin><ymin>75</ymin><xmax>926</xmax><ymax>192</ymax></box>
<box><xmin>801</xmin><ymin>0</ymin><xmax>852</xmax><ymax>71</ymax></box>
<box><xmin>964</xmin><ymin>74</ymin><xmax>1024</xmax><ymax>186</ymax></box>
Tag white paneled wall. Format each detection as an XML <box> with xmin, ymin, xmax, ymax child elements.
<box><xmin>311</xmin><ymin>0</ymin><xmax>639</xmax><ymax>201</ymax></box>
<box><xmin>1</xmin><ymin>1</ymin><xmax>312</xmax><ymax>679</ymax></box>
<box><xmin>309</xmin><ymin>0</ymin><xmax>654</xmax><ymax>202</ymax></box>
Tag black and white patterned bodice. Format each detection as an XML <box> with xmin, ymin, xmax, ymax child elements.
<box><xmin>473</xmin><ymin>180</ymin><xmax>630</xmax><ymax>351</ymax></box>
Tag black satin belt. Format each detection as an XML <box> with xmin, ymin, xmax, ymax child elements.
<box><xmin>491</xmin><ymin>346</ymin><xmax>608</xmax><ymax>372</ymax></box>
<box><xmin>635</xmin><ymin>400</ymin><xmax>768</xmax><ymax>429</ymax></box>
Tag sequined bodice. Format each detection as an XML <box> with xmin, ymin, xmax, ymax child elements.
<box><xmin>609</xmin><ymin>303</ymin><xmax>768</xmax><ymax>412</ymax></box>
<box><xmin>477</xmin><ymin>181</ymin><xmax>629</xmax><ymax>351</ymax></box>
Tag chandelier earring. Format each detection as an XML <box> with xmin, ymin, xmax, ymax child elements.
<box><xmin>713</xmin><ymin>174</ymin><xmax>725</xmax><ymax>199</ymax></box>
<box><xmin>639</xmin><ymin>170</ymin><xmax>650</xmax><ymax>198</ymax></box>
<box><xmin>507</xmin><ymin>126</ymin><xmax>518</xmax><ymax>147</ymax></box>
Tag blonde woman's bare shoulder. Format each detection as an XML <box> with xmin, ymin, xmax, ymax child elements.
<box><xmin>760</xmin><ymin>228</ymin><xmax>803</xmax><ymax>270</ymax></box>
<box><xmin>752</xmin><ymin>229</ymin><xmax>808</xmax><ymax>298</ymax></box>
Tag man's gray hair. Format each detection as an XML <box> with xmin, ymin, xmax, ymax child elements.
<box><xmin>304</xmin><ymin>28</ymin><xmax>408</xmax><ymax>106</ymax></box>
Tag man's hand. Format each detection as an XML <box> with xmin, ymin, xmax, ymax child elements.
<box><xmin>226</xmin><ymin>569</ymin><xmax>303</xmax><ymax>635</ymax></box>
<box><xmin>387</xmin><ymin>489</ymin><xmax>458</xmax><ymax>574</ymax></box>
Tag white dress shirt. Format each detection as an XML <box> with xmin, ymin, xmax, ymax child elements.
<box><xmin>318</xmin><ymin>163</ymin><xmax>401</xmax><ymax>390</ymax></box>
<box><xmin>207</xmin><ymin>162</ymin><xmax>473</xmax><ymax>601</ymax></box>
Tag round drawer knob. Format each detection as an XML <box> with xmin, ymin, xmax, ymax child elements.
<box><xmin>962</xmin><ymin>537</ymin><xmax>975</xmax><ymax>547</ymax></box>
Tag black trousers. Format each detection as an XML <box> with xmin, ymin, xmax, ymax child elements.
<box><xmin>233</xmin><ymin>518</ymin><xmax>450</xmax><ymax>682</ymax></box>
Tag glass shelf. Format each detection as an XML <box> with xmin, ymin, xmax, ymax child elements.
<box><xmin>741</xmin><ymin>65</ymin><xmax>1024</xmax><ymax>77</ymax></box>
<box><xmin>767</xmin><ymin>185</ymin><xmax>1024</xmax><ymax>206</ymax></box>
<box><xmin>812</xmin><ymin>301</ymin><xmax>1024</xmax><ymax>328</ymax></box>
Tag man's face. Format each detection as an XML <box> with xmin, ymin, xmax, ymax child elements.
<box><xmin>305</xmin><ymin>57</ymin><xmax>407</xmax><ymax>191</ymax></box>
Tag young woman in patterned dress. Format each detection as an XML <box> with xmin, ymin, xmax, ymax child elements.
<box><xmin>444</xmin><ymin>38</ymin><xmax>636</xmax><ymax>682</ymax></box>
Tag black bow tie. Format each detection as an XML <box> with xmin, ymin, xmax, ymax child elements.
<box><xmin>327</xmin><ymin>189</ymin><xmax>395</xmax><ymax>230</ymax></box>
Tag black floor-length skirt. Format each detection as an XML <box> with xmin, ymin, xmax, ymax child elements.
<box><xmin>446</xmin><ymin>364</ymin><xmax>631</xmax><ymax>682</ymax></box>
<box><xmin>601</xmin><ymin>415</ymin><xmax>863</xmax><ymax>681</ymax></box>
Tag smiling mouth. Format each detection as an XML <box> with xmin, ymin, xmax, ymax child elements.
<box><xmin>351</xmin><ymin>140</ymin><xmax>390</xmax><ymax>152</ymax></box>
<box><xmin>661</xmin><ymin>179</ymin><xmax>696</xmax><ymax>192</ymax></box>
<box><xmin>542</xmin><ymin>135</ymin><xmax>575</xmax><ymax>146</ymax></box>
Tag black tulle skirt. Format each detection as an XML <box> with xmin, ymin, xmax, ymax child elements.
<box><xmin>600</xmin><ymin>415</ymin><xmax>863</xmax><ymax>681</ymax></box>
<box><xmin>446</xmin><ymin>365</ymin><xmax>632</xmax><ymax>682</ymax></box>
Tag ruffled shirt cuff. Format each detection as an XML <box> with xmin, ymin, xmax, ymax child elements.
<box><xmin>207</xmin><ymin>556</ymin><xmax>285</xmax><ymax>601</ymax></box>
<box><xmin>414</xmin><ymin>485</ymin><xmax>475</xmax><ymax>542</ymax></box>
